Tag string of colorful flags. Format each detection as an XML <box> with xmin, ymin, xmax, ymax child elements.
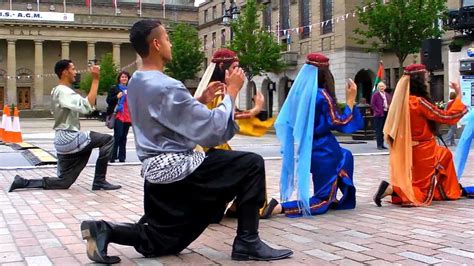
<box><xmin>202</xmin><ymin>2</ymin><xmax>377</xmax><ymax>51</ymax></box>
<box><xmin>1</xmin><ymin>60</ymin><xmax>138</xmax><ymax>80</ymax></box>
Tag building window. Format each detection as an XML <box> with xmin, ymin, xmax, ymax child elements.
<box><xmin>280</xmin><ymin>0</ymin><xmax>290</xmax><ymax>36</ymax></box>
<box><xmin>384</xmin><ymin>68</ymin><xmax>391</xmax><ymax>89</ymax></box>
<box><xmin>212</xmin><ymin>32</ymin><xmax>216</xmax><ymax>48</ymax></box>
<box><xmin>321</xmin><ymin>0</ymin><xmax>333</xmax><ymax>34</ymax></box>
<box><xmin>203</xmin><ymin>35</ymin><xmax>208</xmax><ymax>50</ymax></box>
<box><xmin>263</xmin><ymin>4</ymin><xmax>272</xmax><ymax>30</ymax></box>
<box><xmin>299</xmin><ymin>0</ymin><xmax>310</xmax><ymax>38</ymax></box>
<box><xmin>394</xmin><ymin>68</ymin><xmax>400</xmax><ymax>84</ymax></box>
<box><xmin>212</xmin><ymin>6</ymin><xmax>217</xmax><ymax>20</ymax></box>
<box><xmin>204</xmin><ymin>9</ymin><xmax>208</xmax><ymax>23</ymax></box>
<box><xmin>203</xmin><ymin>57</ymin><xmax>208</xmax><ymax>70</ymax></box>
<box><xmin>221</xmin><ymin>29</ymin><xmax>226</xmax><ymax>46</ymax></box>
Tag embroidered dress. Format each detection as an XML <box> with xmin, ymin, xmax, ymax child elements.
<box><xmin>279</xmin><ymin>88</ymin><xmax>363</xmax><ymax>217</ymax></box>
<box><xmin>392</xmin><ymin>96</ymin><xmax>468</xmax><ymax>205</ymax></box>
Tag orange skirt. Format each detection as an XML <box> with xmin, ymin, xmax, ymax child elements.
<box><xmin>392</xmin><ymin>139</ymin><xmax>462</xmax><ymax>206</ymax></box>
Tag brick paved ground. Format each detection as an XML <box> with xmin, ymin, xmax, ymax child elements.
<box><xmin>0</xmin><ymin>154</ymin><xmax>473</xmax><ymax>265</ymax></box>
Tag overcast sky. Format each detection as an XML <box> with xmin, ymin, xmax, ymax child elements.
<box><xmin>195</xmin><ymin>0</ymin><xmax>205</xmax><ymax>6</ymax></box>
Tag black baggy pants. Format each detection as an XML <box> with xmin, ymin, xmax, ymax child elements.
<box><xmin>107</xmin><ymin>149</ymin><xmax>266</xmax><ymax>257</ymax></box>
<box><xmin>43</xmin><ymin>131</ymin><xmax>114</xmax><ymax>189</ymax></box>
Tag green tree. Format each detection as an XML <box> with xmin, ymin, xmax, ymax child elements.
<box><xmin>354</xmin><ymin>0</ymin><xmax>447</xmax><ymax>74</ymax></box>
<box><xmin>80</xmin><ymin>53</ymin><xmax>118</xmax><ymax>95</ymax></box>
<box><xmin>165</xmin><ymin>23</ymin><xmax>205</xmax><ymax>82</ymax></box>
<box><xmin>228</xmin><ymin>0</ymin><xmax>285</xmax><ymax>81</ymax></box>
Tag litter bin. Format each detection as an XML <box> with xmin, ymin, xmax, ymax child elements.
<box><xmin>352</xmin><ymin>104</ymin><xmax>375</xmax><ymax>140</ymax></box>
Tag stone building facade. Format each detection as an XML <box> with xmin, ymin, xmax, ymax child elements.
<box><xmin>198</xmin><ymin>0</ymin><xmax>380</xmax><ymax>114</ymax></box>
<box><xmin>0</xmin><ymin>0</ymin><xmax>197</xmax><ymax>111</ymax></box>
<box><xmin>198</xmin><ymin>0</ymin><xmax>469</xmax><ymax>114</ymax></box>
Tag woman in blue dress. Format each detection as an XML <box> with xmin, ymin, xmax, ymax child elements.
<box><xmin>262</xmin><ymin>53</ymin><xmax>364</xmax><ymax>218</ymax></box>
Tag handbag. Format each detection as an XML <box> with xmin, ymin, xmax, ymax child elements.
<box><xmin>105</xmin><ymin>105</ymin><xmax>118</xmax><ymax>129</ymax></box>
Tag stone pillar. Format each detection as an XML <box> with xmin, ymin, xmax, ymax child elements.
<box><xmin>34</xmin><ymin>40</ymin><xmax>44</xmax><ymax>108</ymax></box>
<box><xmin>61</xmin><ymin>41</ymin><xmax>70</xmax><ymax>59</ymax></box>
<box><xmin>87</xmin><ymin>41</ymin><xmax>96</xmax><ymax>63</ymax></box>
<box><xmin>6</xmin><ymin>39</ymin><xmax>16</xmax><ymax>105</ymax></box>
<box><xmin>113</xmin><ymin>43</ymin><xmax>121</xmax><ymax>68</ymax></box>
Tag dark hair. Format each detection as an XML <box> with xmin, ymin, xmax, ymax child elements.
<box><xmin>450</xmin><ymin>91</ymin><xmax>457</xmax><ymax>100</ymax></box>
<box><xmin>130</xmin><ymin>19</ymin><xmax>162</xmax><ymax>58</ymax></box>
<box><xmin>116</xmin><ymin>71</ymin><xmax>131</xmax><ymax>85</ymax></box>
<box><xmin>54</xmin><ymin>59</ymin><xmax>73</xmax><ymax>79</ymax></box>
<box><xmin>409</xmin><ymin>73</ymin><xmax>437</xmax><ymax>133</ymax></box>
<box><xmin>210</xmin><ymin>61</ymin><xmax>235</xmax><ymax>83</ymax></box>
<box><xmin>318</xmin><ymin>67</ymin><xmax>336</xmax><ymax>101</ymax></box>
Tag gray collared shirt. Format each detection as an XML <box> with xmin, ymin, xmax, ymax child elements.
<box><xmin>51</xmin><ymin>85</ymin><xmax>93</xmax><ymax>154</ymax></box>
<box><xmin>51</xmin><ymin>85</ymin><xmax>94</xmax><ymax>131</ymax></box>
<box><xmin>128</xmin><ymin>70</ymin><xmax>238</xmax><ymax>162</ymax></box>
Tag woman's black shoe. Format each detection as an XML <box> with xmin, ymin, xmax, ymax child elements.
<box><xmin>260</xmin><ymin>198</ymin><xmax>279</xmax><ymax>219</ymax></box>
<box><xmin>373</xmin><ymin>181</ymin><xmax>389</xmax><ymax>207</ymax></box>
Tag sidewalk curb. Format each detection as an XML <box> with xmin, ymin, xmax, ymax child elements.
<box><xmin>0</xmin><ymin>153</ymin><xmax>390</xmax><ymax>170</ymax></box>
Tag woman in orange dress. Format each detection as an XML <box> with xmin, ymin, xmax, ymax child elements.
<box><xmin>374</xmin><ymin>64</ymin><xmax>472</xmax><ymax>207</ymax></box>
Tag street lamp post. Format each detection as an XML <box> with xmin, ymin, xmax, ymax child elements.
<box><xmin>221</xmin><ymin>0</ymin><xmax>240</xmax><ymax>41</ymax></box>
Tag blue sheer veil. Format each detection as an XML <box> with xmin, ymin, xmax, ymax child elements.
<box><xmin>275</xmin><ymin>64</ymin><xmax>318</xmax><ymax>216</ymax></box>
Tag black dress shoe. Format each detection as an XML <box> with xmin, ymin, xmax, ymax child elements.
<box><xmin>9</xmin><ymin>175</ymin><xmax>28</xmax><ymax>192</ymax></box>
<box><xmin>80</xmin><ymin>220</ymin><xmax>121</xmax><ymax>264</ymax></box>
<box><xmin>260</xmin><ymin>198</ymin><xmax>279</xmax><ymax>219</ymax></box>
<box><xmin>92</xmin><ymin>181</ymin><xmax>121</xmax><ymax>191</ymax></box>
<box><xmin>231</xmin><ymin>233</ymin><xmax>293</xmax><ymax>261</ymax></box>
<box><xmin>373</xmin><ymin>180</ymin><xmax>390</xmax><ymax>207</ymax></box>
<box><xmin>382</xmin><ymin>146</ymin><xmax>388</xmax><ymax>150</ymax></box>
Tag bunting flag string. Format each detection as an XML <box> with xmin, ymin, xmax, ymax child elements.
<box><xmin>1</xmin><ymin>60</ymin><xmax>138</xmax><ymax>80</ymax></box>
<box><xmin>200</xmin><ymin>2</ymin><xmax>377</xmax><ymax>51</ymax></box>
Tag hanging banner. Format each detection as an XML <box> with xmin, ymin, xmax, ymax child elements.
<box><xmin>0</xmin><ymin>10</ymin><xmax>74</xmax><ymax>22</ymax></box>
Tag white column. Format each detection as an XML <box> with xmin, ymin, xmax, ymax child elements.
<box><xmin>87</xmin><ymin>41</ymin><xmax>96</xmax><ymax>62</ymax></box>
<box><xmin>34</xmin><ymin>40</ymin><xmax>44</xmax><ymax>107</ymax></box>
<box><xmin>61</xmin><ymin>41</ymin><xmax>70</xmax><ymax>59</ymax></box>
<box><xmin>7</xmin><ymin>39</ymin><xmax>16</xmax><ymax>105</ymax></box>
<box><xmin>113</xmin><ymin>43</ymin><xmax>121</xmax><ymax>68</ymax></box>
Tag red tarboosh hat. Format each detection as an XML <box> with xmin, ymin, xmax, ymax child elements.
<box><xmin>404</xmin><ymin>64</ymin><xmax>427</xmax><ymax>75</ymax></box>
<box><xmin>211</xmin><ymin>48</ymin><xmax>239</xmax><ymax>64</ymax></box>
<box><xmin>306</xmin><ymin>53</ymin><xmax>330</xmax><ymax>67</ymax></box>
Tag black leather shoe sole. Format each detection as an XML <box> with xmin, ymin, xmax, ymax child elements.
<box><xmin>232</xmin><ymin>250</ymin><xmax>293</xmax><ymax>261</ymax></box>
<box><xmin>92</xmin><ymin>184</ymin><xmax>122</xmax><ymax>191</ymax></box>
<box><xmin>373</xmin><ymin>181</ymin><xmax>389</xmax><ymax>207</ymax></box>
<box><xmin>80</xmin><ymin>221</ymin><xmax>121</xmax><ymax>264</ymax></box>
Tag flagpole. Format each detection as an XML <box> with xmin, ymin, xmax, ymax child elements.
<box><xmin>37</xmin><ymin>0</ymin><xmax>40</xmax><ymax>11</ymax></box>
<box><xmin>90</xmin><ymin>0</ymin><xmax>92</xmax><ymax>15</ymax></box>
<box><xmin>9</xmin><ymin>0</ymin><xmax>12</xmax><ymax>10</ymax></box>
<box><xmin>139</xmin><ymin>0</ymin><xmax>142</xmax><ymax>17</ymax></box>
<box><xmin>63</xmin><ymin>0</ymin><xmax>66</xmax><ymax>12</ymax></box>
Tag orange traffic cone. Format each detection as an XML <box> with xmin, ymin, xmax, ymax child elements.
<box><xmin>0</xmin><ymin>105</ymin><xmax>8</xmax><ymax>141</ymax></box>
<box><xmin>7</xmin><ymin>107</ymin><xmax>23</xmax><ymax>143</ymax></box>
<box><xmin>2</xmin><ymin>106</ymin><xmax>13</xmax><ymax>143</ymax></box>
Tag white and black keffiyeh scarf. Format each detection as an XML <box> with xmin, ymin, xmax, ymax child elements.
<box><xmin>141</xmin><ymin>150</ymin><xmax>205</xmax><ymax>184</ymax></box>
<box><xmin>54</xmin><ymin>130</ymin><xmax>91</xmax><ymax>154</ymax></box>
